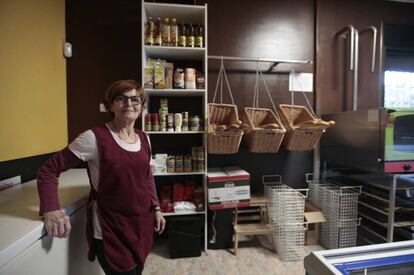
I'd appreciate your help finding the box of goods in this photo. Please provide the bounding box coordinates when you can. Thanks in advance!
[304,201,326,245]
[152,154,168,173]
[207,167,250,210]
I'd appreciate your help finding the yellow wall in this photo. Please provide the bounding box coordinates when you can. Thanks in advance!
[0,0,67,162]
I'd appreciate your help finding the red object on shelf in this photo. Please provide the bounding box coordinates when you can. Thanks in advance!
[173,183,184,202]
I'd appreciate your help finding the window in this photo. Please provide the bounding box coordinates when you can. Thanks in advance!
[384,71,414,108]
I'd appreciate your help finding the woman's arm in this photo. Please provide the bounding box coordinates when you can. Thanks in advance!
[37,147,83,214]
[37,147,83,238]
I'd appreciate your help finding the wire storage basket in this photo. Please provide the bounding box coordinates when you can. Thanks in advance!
[307,175,361,249]
[278,104,335,151]
[207,103,243,154]
[263,175,308,261]
[243,107,286,153]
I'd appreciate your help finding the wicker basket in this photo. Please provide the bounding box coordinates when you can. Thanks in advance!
[278,104,335,151]
[243,107,286,153]
[207,103,243,154]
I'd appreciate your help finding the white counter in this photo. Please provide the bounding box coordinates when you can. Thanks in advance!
[0,169,91,272]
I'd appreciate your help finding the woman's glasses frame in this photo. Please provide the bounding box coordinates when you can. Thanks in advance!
[113,95,142,106]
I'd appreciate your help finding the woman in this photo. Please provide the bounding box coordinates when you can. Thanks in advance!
[37,80,166,275]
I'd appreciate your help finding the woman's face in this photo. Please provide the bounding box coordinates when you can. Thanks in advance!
[110,89,143,121]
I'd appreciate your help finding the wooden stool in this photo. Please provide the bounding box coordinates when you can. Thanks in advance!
[233,195,276,255]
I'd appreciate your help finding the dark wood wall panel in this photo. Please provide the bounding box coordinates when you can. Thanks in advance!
[66,0,141,142]
[206,0,314,109]
[204,0,315,188]
[315,0,414,115]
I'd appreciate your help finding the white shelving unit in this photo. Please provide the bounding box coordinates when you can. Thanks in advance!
[141,0,208,251]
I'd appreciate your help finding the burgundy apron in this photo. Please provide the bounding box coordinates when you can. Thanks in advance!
[86,126,154,272]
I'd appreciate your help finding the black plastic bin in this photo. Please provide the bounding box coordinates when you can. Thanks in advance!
[168,216,203,259]
[207,209,234,249]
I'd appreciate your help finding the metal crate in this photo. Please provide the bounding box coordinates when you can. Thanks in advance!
[274,223,306,261]
[263,175,308,261]
[307,176,362,249]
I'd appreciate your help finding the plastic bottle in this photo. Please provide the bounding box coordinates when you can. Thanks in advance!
[170,18,178,46]
[162,18,170,46]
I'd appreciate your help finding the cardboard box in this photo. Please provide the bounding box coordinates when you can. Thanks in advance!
[304,201,326,245]
[207,167,250,210]
[152,154,168,173]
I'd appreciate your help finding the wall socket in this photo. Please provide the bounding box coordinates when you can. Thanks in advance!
[99,103,107,112]
[0,175,22,191]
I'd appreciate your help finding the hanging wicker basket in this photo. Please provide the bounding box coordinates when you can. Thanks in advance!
[207,103,243,154]
[278,104,335,151]
[243,107,286,153]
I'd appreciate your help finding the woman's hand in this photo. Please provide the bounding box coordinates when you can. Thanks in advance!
[154,210,166,234]
[43,210,71,238]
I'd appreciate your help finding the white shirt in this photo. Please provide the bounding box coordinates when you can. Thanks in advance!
[68,124,148,239]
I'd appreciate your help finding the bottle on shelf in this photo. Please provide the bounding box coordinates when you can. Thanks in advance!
[154,17,162,46]
[166,63,174,89]
[170,18,178,47]
[174,68,185,89]
[178,23,187,47]
[195,24,203,48]
[161,18,171,46]
[154,59,166,89]
[196,72,205,89]
[144,16,154,45]
[186,23,195,47]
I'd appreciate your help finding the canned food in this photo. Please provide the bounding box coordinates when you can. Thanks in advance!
[175,155,183,172]
[167,156,175,173]
[190,115,200,131]
[145,113,152,131]
[184,155,192,172]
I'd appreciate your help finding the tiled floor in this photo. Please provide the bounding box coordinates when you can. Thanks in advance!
[144,236,324,275]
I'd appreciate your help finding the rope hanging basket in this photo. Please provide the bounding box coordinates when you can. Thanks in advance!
[278,104,335,151]
[207,59,243,154]
[242,63,286,153]
[208,103,243,154]
[243,108,286,153]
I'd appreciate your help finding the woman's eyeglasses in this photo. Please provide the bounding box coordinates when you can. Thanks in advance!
[114,95,142,106]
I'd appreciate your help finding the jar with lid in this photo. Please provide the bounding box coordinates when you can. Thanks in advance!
[160,98,168,112]
[175,155,183,172]
[183,155,192,172]
[167,155,175,173]
[196,72,205,89]
[190,115,200,131]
